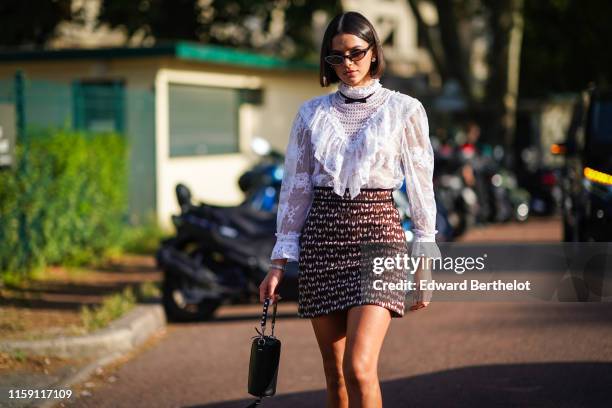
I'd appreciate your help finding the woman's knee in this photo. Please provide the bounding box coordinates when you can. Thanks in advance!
[322,359,345,387]
[342,356,377,388]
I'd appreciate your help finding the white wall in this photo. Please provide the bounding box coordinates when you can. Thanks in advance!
[154,67,326,229]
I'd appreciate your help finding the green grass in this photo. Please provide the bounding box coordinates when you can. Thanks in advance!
[137,281,161,300]
[79,281,161,333]
[11,349,27,362]
[80,286,137,332]
[121,212,173,255]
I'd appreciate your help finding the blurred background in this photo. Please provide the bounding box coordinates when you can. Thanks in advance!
[1,2,611,406]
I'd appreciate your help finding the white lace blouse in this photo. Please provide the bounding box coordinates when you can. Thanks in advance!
[270,78,440,264]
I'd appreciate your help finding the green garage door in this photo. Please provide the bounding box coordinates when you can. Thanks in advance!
[168,83,240,157]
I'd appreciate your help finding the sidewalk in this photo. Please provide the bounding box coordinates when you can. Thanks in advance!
[0,255,166,408]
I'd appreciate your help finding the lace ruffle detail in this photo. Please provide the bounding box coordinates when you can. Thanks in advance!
[269,111,314,262]
[270,232,301,261]
[303,91,413,198]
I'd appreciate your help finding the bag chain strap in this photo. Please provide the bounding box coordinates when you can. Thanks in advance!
[252,296,280,340]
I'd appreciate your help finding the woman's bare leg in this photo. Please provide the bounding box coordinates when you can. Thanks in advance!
[343,305,392,408]
[310,309,349,408]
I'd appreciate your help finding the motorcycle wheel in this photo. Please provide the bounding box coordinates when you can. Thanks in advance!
[162,274,222,322]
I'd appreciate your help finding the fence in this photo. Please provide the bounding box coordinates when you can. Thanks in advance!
[0,72,156,225]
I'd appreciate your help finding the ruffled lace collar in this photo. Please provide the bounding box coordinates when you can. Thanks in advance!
[301,86,415,198]
[337,78,382,99]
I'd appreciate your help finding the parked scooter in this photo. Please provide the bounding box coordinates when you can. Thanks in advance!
[393,179,454,242]
[516,145,561,216]
[433,144,479,238]
[238,137,284,213]
[479,145,531,223]
[155,184,298,321]
[487,167,531,222]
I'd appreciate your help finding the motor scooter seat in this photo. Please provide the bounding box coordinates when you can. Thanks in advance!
[191,203,276,237]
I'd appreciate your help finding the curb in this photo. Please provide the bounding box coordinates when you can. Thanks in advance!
[38,351,125,408]
[0,303,166,359]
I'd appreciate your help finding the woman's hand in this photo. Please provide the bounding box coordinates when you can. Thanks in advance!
[409,300,430,311]
[259,260,286,303]
[409,260,432,311]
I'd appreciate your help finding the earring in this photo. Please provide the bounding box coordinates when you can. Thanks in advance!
[372,57,376,62]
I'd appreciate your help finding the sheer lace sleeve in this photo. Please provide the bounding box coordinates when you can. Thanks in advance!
[270,109,314,262]
[400,100,441,304]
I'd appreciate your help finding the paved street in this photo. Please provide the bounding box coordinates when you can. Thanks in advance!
[60,300,612,408]
[60,217,612,408]
[456,215,563,243]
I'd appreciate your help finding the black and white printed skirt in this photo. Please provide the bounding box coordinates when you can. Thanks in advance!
[297,186,411,319]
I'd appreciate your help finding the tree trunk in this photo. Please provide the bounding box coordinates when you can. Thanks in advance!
[484,0,524,161]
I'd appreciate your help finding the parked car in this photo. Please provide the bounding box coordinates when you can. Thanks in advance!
[553,85,612,242]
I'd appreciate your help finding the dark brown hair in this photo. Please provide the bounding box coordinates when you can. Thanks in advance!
[319,11,386,87]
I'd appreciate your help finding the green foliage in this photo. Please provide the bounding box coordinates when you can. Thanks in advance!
[98,0,342,60]
[137,280,162,300]
[122,211,172,255]
[79,282,160,333]
[11,349,27,362]
[0,127,129,281]
[80,286,137,332]
[521,0,612,97]
[0,0,72,47]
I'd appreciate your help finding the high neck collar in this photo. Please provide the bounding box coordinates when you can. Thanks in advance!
[338,78,382,99]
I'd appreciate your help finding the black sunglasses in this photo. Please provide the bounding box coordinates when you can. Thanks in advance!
[324,44,374,66]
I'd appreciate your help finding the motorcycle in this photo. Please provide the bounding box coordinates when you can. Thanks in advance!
[487,167,531,222]
[479,145,531,223]
[393,179,454,242]
[155,184,299,321]
[238,137,284,213]
[433,144,479,238]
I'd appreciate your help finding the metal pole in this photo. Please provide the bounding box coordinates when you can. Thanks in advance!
[15,70,25,143]
[15,70,30,272]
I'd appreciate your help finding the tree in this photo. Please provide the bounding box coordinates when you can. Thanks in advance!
[97,0,341,60]
[520,0,612,97]
[0,0,73,48]
[408,0,524,152]
[97,0,201,43]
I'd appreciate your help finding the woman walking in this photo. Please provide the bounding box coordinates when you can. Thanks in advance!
[259,11,440,408]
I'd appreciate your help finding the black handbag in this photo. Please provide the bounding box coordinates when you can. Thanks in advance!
[246,296,281,407]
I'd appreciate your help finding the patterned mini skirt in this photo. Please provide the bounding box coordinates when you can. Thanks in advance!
[297,186,411,319]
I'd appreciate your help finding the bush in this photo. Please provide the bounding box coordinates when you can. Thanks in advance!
[0,127,129,282]
[80,286,137,332]
[122,211,172,255]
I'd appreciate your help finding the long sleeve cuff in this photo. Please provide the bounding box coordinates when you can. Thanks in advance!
[413,229,437,242]
[409,232,440,306]
[270,232,301,262]
[410,231,441,260]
